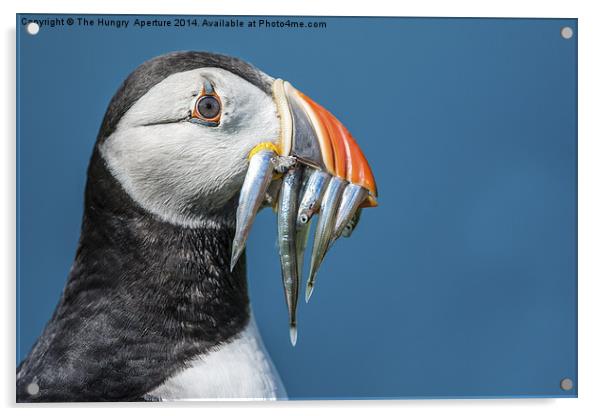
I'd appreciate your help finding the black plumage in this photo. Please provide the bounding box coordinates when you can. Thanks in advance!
[16,52,270,402]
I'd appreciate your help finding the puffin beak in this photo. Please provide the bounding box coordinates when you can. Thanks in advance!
[231,79,378,345]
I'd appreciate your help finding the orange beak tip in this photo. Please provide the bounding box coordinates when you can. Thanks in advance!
[278,81,379,207]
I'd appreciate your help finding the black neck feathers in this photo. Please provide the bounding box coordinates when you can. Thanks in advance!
[17,148,250,402]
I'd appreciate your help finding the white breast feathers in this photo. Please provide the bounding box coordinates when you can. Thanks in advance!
[148,316,287,401]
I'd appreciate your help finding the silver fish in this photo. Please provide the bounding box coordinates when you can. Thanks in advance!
[294,169,325,279]
[333,184,368,240]
[295,223,311,280]
[277,166,303,345]
[230,149,275,271]
[305,176,346,302]
[297,170,330,227]
[341,208,362,238]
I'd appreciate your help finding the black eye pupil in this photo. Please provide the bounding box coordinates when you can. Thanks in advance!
[197,96,220,119]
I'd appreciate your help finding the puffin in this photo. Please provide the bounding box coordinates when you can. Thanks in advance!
[16,51,378,402]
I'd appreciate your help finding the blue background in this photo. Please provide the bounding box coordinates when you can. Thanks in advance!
[17,15,577,399]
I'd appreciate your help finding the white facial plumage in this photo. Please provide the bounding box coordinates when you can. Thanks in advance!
[100,67,279,228]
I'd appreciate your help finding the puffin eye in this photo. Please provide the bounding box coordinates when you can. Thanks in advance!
[191,83,222,126]
[196,96,220,119]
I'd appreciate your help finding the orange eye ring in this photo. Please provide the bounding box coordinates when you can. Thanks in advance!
[191,81,222,126]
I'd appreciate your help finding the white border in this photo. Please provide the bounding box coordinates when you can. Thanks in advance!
[3,1,601,416]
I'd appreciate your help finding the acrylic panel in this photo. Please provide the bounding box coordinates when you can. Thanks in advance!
[16,14,577,401]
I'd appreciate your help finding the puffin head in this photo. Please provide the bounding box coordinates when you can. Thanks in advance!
[98,53,279,226]
[97,51,378,344]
